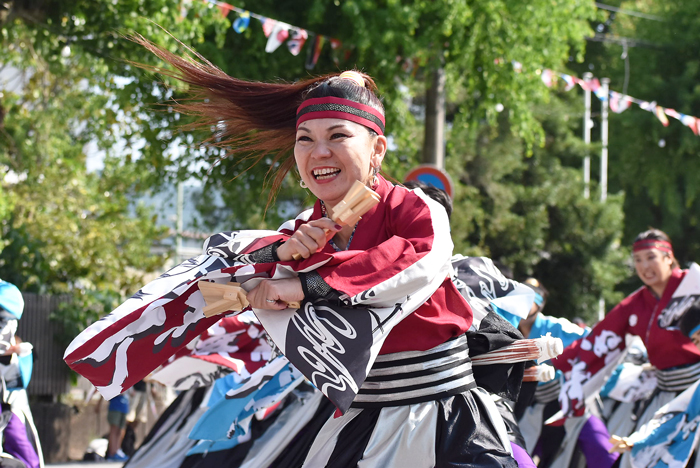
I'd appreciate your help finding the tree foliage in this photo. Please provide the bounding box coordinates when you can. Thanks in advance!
[446,94,628,322]
[0,0,230,337]
[0,0,605,333]
[579,0,700,267]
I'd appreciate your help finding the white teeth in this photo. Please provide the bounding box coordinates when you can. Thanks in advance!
[313,168,340,178]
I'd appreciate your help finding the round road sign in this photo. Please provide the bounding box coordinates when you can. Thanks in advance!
[403,165,454,198]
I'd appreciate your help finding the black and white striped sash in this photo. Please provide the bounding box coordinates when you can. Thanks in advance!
[656,361,700,393]
[351,335,476,408]
[533,378,561,404]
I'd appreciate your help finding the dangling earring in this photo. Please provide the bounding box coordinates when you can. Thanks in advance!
[372,166,380,185]
[300,179,308,189]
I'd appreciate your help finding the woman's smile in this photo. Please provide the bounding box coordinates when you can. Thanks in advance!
[633,247,674,296]
[295,118,386,207]
[312,166,341,183]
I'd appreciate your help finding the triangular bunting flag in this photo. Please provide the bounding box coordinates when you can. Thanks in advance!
[578,78,600,92]
[232,11,250,33]
[639,100,657,112]
[263,20,290,53]
[655,106,670,126]
[305,35,325,70]
[609,92,632,113]
[680,115,698,135]
[287,28,308,56]
[594,87,608,101]
[560,73,576,91]
[681,115,700,136]
[217,2,232,17]
[261,18,276,37]
[541,69,554,87]
[664,108,681,121]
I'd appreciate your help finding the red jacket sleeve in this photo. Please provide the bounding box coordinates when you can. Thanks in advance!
[315,188,454,306]
[552,296,635,373]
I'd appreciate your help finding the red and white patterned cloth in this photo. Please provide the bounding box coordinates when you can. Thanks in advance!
[64,176,468,413]
[553,265,700,416]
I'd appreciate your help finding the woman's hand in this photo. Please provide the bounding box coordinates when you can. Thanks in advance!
[1,344,21,356]
[276,218,341,261]
[608,435,633,453]
[247,278,305,310]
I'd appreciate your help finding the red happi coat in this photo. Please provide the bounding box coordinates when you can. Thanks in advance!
[279,176,474,354]
[553,269,700,375]
[64,175,471,406]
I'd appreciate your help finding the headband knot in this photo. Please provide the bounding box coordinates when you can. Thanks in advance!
[296,96,385,135]
[338,71,366,88]
[633,239,674,255]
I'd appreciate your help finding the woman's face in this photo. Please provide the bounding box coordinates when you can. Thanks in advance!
[295,118,387,208]
[633,248,674,292]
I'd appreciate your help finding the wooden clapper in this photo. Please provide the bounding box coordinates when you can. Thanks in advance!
[291,180,381,260]
[198,282,301,318]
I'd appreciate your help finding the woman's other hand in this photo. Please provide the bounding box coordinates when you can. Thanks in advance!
[608,435,633,453]
[248,278,305,310]
[276,218,341,261]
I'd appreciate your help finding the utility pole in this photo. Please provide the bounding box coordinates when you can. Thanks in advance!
[423,67,446,170]
[600,78,610,202]
[583,72,593,199]
[598,77,611,321]
[176,181,184,263]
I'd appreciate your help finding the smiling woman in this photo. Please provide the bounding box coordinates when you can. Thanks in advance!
[72,35,521,468]
[632,229,679,298]
[295,119,385,207]
[552,228,700,468]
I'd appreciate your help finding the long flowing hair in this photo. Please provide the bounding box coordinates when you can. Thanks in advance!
[129,34,384,208]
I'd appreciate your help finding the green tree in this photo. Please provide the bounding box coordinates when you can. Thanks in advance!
[1,0,601,332]
[0,0,230,337]
[578,0,700,267]
[446,93,628,322]
[163,0,598,230]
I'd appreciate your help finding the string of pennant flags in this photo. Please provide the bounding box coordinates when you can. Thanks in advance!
[537,66,700,136]
[183,0,345,69]
[184,1,699,136]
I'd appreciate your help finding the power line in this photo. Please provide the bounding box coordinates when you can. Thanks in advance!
[586,33,662,49]
[595,2,666,22]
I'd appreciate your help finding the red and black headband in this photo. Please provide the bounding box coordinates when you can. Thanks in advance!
[633,239,674,255]
[296,96,385,135]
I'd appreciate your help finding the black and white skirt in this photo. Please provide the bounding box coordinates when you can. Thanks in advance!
[301,334,517,468]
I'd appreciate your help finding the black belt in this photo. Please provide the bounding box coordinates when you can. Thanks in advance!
[533,378,561,404]
[656,361,700,393]
[351,335,477,408]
